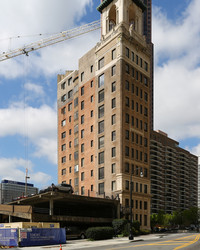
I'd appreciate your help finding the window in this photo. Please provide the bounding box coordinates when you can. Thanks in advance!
[136,183,138,192]
[74,164,79,173]
[98,151,104,164]
[81,158,84,167]
[144,201,147,210]
[144,107,148,117]
[111,65,116,76]
[74,97,78,107]
[125,130,129,140]
[75,178,79,186]
[140,183,143,193]
[91,80,93,88]
[91,155,93,162]
[144,122,148,132]
[98,167,104,180]
[81,143,84,153]
[81,115,84,124]
[112,163,116,173]
[81,101,84,110]
[69,129,71,135]
[91,65,93,73]
[68,77,72,86]
[61,119,66,127]
[61,94,66,102]
[61,156,66,163]
[69,141,72,148]
[125,162,129,173]
[81,72,84,81]
[61,132,66,139]
[111,82,116,92]
[74,112,78,121]
[144,168,148,177]
[68,90,73,99]
[125,97,129,107]
[98,105,104,118]
[81,129,84,138]
[112,98,116,108]
[98,136,104,149]
[61,144,66,151]
[131,52,134,61]
[91,170,93,176]
[144,184,148,193]
[112,181,116,191]
[91,185,93,191]
[111,114,116,125]
[136,55,139,64]
[140,58,143,67]
[61,168,66,175]
[91,95,93,102]
[145,61,148,71]
[125,47,129,58]
[125,113,129,123]
[61,82,66,89]
[81,186,85,195]
[91,125,93,132]
[125,64,130,74]
[112,48,116,60]
[125,146,129,157]
[144,215,147,226]
[74,151,78,160]
[112,147,116,157]
[125,80,129,90]
[144,138,148,147]
[111,131,116,141]
[125,180,129,190]
[91,110,93,117]
[69,167,72,173]
[61,107,66,114]
[81,172,85,181]
[74,124,78,134]
[68,103,72,111]
[98,74,104,88]
[98,89,104,103]
[144,92,148,102]
[144,76,148,86]
[99,183,104,195]
[81,86,84,96]
[98,57,104,70]
[98,120,104,134]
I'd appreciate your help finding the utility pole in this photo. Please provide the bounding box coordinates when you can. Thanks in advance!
[25,168,30,196]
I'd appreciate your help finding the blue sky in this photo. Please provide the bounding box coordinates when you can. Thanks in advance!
[0,0,199,189]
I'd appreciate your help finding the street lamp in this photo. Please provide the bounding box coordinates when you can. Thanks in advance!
[25,168,30,196]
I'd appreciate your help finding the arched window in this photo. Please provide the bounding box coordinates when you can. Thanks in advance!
[108,5,116,31]
[129,5,136,30]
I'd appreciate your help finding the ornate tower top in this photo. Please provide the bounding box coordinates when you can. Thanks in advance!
[97,0,147,39]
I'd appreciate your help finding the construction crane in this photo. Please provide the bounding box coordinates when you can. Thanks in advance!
[0,20,101,62]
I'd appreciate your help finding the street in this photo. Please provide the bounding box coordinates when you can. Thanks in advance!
[15,233,200,250]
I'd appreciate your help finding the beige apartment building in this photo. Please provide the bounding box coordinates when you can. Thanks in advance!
[57,0,152,229]
[150,130,198,214]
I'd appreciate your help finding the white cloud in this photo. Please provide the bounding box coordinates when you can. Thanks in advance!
[153,0,200,148]
[0,103,57,164]
[24,82,44,96]
[0,0,99,78]
[0,157,51,187]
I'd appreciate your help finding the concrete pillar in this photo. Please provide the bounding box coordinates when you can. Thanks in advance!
[49,198,54,216]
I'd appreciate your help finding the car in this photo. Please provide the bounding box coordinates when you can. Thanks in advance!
[39,183,73,194]
[66,226,86,239]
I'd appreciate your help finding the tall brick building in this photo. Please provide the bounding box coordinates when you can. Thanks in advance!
[57,0,152,229]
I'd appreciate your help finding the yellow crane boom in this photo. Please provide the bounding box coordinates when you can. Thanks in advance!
[0,20,100,62]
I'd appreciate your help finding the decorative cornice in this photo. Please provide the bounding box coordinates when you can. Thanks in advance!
[97,0,147,13]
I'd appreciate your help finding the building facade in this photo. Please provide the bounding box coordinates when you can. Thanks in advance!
[57,0,152,229]
[150,130,198,214]
[0,180,38,204]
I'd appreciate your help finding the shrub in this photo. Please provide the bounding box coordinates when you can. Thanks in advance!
[132,220,140,231]
[112,219,128,235]
[139,229,151,235]
[86,227,114,240]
